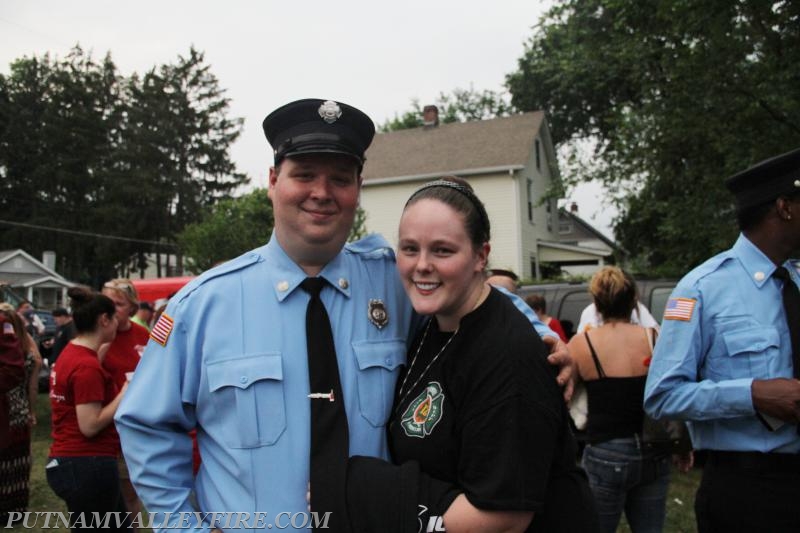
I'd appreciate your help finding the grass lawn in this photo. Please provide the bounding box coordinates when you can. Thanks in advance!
[11,392,701,532]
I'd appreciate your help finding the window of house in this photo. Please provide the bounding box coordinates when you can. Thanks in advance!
[558,222,573,234]
[527,179,533,222]
[535,139,541,170]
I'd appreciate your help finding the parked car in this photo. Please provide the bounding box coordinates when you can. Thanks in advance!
[518,279,678,340]
[33,309,58,338]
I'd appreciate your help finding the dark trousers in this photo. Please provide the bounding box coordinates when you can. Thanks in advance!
[46,456,132,533]
[695,451,800,533]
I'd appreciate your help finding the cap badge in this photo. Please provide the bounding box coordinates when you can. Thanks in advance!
[368,299,388,329]
[318,100,342,124]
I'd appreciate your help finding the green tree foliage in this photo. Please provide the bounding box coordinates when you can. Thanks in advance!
[507,0,800,275]
[0,48,127,284]
[178,190,273,273]
[0,46,245,285]
[381,86,515,132]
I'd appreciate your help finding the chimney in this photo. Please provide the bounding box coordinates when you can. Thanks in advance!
[43,250,56,271]
[570,202,578,214]
[423,105,439,127]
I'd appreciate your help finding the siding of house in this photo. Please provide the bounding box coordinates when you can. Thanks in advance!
[517,137,559,278]
[360,172,524,276]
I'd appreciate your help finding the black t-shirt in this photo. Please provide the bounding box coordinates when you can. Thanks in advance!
[389,288,597,531]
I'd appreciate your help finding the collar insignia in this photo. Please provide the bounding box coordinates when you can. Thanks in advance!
[368,299,388,329]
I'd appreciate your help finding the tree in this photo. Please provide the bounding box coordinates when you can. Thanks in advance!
[177,190,273,273]
[381,86,515,132]
[507,0,800,275]
[0,46,246,285]
[0,48,129,285]
[121,47,246,274]
[177,190,368,273]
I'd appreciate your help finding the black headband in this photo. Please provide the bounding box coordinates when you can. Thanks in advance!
[406,179,491,242]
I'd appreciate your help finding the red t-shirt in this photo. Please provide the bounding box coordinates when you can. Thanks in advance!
[103,322,150,389]
[49,343,119,457]
[547,317,569,342]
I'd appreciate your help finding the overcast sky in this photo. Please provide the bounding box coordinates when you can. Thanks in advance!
[0,0,614,237]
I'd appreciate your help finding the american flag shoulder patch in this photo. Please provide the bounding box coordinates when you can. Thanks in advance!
[150,314,175,346]
[663,297,696,321]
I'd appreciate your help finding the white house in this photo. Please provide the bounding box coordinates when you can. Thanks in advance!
[0,249,74,309]
[360,107,613,280]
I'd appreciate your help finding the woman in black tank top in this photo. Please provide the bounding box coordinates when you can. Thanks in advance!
[567,267,691,533]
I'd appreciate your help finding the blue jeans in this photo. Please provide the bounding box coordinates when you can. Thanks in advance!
[581,437,671,533]
[46,456,131,532]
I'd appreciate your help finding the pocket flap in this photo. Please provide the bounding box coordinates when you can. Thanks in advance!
[207,353,283,392]
[722,327,779,356]
[352,340,405,371]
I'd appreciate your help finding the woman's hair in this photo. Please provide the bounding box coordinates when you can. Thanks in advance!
[525,293,547,314]
[589,266,638,321]
[404,176,490,249]
[103,278,139,316]
[68,286,116,334]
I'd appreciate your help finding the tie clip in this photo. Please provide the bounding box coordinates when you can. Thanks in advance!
[308,389,335,402]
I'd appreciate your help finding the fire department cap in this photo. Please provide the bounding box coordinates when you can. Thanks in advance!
[262,99,375,166]
[726,147,800,210]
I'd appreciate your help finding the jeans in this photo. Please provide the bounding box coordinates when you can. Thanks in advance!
[46,456,131,533]
[581,437,671,533]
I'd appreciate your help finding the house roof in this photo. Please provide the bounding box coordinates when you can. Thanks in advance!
[0,249,63,280]
[560,210,620,252]
[538,240,613,258]
[363,111,545,181]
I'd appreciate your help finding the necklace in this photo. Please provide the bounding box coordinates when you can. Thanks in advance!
[395,319,459,411]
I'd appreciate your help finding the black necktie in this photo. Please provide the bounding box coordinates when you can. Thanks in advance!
[774,266,800,379]
[301,277,350,531]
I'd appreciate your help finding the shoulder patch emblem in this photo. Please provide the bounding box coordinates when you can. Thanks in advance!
[149,314,174,346]
[663,297,696,321]
[401,382,445,438]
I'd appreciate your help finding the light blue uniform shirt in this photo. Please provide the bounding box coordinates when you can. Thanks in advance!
[116,234,413,531]
[115,233,556,532]
[644,234,800,453]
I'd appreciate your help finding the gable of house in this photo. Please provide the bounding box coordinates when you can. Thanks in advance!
[0,249,73,309]
[0,249,59,285]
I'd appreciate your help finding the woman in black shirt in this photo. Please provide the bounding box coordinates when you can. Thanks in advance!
[346,178,597,532]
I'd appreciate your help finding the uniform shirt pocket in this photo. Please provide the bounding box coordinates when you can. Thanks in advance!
[720,327,780,379]
[207,353,286,448]
[352,340,405,427]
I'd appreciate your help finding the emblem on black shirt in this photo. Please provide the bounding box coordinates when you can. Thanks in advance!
[368,299,388,329]
[400,382,444,438]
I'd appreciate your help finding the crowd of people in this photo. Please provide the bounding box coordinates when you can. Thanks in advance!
[0,96,798,533]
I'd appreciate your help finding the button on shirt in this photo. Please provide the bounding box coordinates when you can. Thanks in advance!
[644,234,800,454]
[115,233,413,531]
